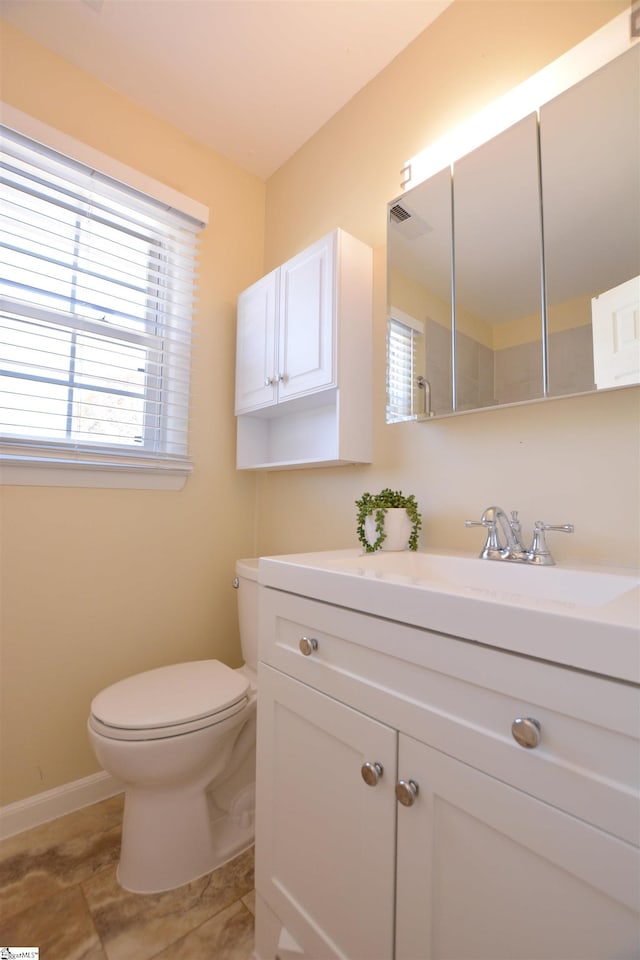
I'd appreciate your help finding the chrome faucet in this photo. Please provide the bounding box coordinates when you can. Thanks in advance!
[465,506,574,565]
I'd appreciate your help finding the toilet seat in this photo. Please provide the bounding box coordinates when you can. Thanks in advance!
[89,660,250,742]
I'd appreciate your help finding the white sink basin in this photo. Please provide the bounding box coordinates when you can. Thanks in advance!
[327,550,639,607]
[259,548,640,683]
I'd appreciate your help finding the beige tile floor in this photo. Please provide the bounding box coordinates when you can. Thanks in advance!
[0,794,255,960]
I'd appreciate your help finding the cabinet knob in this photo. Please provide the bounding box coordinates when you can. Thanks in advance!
[511,717,542,749]
[299,636,318,656]
[264,376,274,386]
[361,761,384,786]
[395,779,419,806]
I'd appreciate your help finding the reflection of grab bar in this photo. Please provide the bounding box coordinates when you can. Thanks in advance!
[416,376,435,419]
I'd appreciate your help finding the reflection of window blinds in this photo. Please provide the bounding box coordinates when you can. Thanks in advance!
[386,315,420,422]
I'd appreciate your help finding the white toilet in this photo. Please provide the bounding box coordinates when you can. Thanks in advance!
[87,558,259,894]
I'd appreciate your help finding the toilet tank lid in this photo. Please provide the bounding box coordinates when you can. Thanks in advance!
[90,660,249,730]
[236,558,259,581]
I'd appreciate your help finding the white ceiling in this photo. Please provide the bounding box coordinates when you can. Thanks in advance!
[1,0,452,179]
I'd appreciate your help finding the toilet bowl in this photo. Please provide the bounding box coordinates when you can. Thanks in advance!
[87,558,259,894]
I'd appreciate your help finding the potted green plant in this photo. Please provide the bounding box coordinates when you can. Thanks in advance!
[355,488,422,553]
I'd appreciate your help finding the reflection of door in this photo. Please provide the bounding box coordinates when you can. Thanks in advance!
[591,276,640,388]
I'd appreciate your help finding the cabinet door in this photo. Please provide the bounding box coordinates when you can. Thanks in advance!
[235,270,278,413]
[396,735,640,960]
[255,664,397,960]
[278,232,335,401]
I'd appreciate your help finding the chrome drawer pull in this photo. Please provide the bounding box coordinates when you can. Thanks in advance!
[299,636,318,656]
[512,717,542,749]
[361,761,384,786]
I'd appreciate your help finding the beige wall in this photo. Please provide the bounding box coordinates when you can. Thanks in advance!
[0,21,265,805]
[1,0,638,808]
[258,0,639,560]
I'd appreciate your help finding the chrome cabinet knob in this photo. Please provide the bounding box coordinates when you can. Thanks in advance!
[264,376,274,386]
[299,636,318,656]
[395,779,419,806]
[361,761,384,786]
[512,717,541,749]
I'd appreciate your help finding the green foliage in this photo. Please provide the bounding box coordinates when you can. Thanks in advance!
[355,488,422,552]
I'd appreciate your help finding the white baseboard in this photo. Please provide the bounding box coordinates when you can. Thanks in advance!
[0,771,123,840]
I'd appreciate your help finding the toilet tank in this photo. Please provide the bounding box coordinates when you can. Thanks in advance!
[235,558,259,671]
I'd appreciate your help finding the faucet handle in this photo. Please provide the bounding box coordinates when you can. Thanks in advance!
[465,517,503,560]
[528,521,574,566]
[535,522,574,534]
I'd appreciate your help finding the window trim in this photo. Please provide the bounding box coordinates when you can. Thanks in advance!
[1,105,208,227]
[1,106,208,490]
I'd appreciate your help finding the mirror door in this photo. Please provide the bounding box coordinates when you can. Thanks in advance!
[388,167,453,418]
[453,113,543,411]
[386,42,639,423]
[540,44,640,397]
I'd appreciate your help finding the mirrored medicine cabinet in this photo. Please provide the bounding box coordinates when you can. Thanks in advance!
[386,42,639,423]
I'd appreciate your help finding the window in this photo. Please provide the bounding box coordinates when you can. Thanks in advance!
[386,309,424,422]
[0,124,204,487]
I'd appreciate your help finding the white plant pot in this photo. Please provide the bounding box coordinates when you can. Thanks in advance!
[364,508,413,551]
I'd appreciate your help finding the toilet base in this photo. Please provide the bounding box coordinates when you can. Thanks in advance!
[116,783,254,894]
[207,782,255,864]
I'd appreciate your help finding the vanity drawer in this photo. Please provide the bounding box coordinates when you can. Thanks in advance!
[259,586,640,845]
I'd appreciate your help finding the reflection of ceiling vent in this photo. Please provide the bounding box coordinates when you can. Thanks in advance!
[389,203,433,239]
[390,203,411,224]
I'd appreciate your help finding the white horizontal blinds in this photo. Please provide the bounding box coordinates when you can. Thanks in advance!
[387,315,419,421]
[0,126,200,465]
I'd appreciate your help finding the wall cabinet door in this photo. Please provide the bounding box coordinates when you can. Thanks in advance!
[235,270,278,413]
[395,734,639,960]
[235,234,335,415]
[255,664,397,960]
[277,232,334,402]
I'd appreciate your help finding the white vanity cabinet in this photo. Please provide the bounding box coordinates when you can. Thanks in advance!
[254,587,640,960]
[235,229,372,470]
[256,664,398,960]
[395,736,637,960]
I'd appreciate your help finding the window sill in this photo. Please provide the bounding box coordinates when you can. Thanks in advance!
[0,455,191,490]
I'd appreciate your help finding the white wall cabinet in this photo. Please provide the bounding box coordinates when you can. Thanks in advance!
[234,229,372,470]
[235,269,279,414]
[235,234,333,413]
[254,588,640,960]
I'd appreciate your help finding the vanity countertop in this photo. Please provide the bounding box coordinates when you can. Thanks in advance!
[258,548,640,684]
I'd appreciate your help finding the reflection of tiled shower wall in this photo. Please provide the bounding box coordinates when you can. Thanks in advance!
[495,325,595,401]
[456,330,495,409]
[548,324,595,396]
[424,317,453,414]
[494,339,542,404]
[425,319,595,411]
